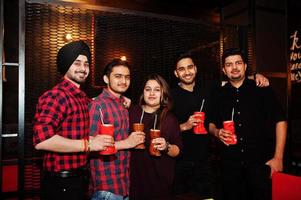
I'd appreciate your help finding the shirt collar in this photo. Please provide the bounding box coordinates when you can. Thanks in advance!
[102,88,126,105]
[59,78,87,97]
[224,78,251,90]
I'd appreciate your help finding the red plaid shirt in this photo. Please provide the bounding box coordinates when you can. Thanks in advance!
[33,78,90,172]
[89,88,130,196]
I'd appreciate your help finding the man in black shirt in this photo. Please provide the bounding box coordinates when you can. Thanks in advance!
[171,52,269,199]
[171,53,219,199]
[209,48,287,200]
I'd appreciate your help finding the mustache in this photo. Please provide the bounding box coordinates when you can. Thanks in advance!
[118,83,128,87]
[75,70,88,75]
[183,74,193,77]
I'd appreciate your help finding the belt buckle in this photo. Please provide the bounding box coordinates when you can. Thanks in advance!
[60,170,71,178]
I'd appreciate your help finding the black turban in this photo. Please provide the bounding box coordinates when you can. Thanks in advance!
[57,40,91,75]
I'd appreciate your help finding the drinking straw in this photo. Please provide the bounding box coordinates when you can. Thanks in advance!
[200,99,205,112]
[231,107,234,121]
[153,114,157,130]
[140,109,145,124]
[99,107,104,125]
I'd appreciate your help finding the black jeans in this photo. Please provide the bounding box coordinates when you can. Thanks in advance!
[173,159,215,199]
[221,161,271,200]
[41,169,89,200]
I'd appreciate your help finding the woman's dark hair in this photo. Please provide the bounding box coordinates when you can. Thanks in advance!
[139,74,173,130]
[103,58,131,77]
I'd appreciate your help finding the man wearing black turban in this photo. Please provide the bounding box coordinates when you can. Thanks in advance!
[57,40,91,75]
[33,41,114,200]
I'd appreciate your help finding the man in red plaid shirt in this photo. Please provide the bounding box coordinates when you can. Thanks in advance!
[33,41,114,200]
[89,59,145,200]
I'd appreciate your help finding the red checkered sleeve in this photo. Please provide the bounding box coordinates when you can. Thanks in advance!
[33,90,66,145]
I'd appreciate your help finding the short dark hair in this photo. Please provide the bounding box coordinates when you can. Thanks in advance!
[222,48,246,66]
[103,58,131,77]
[174,52,194,69]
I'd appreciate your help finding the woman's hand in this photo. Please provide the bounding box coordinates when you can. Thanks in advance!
[152,137,168,151]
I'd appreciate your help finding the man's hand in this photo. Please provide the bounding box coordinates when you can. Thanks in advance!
[181,114,202,131]
[152,137,168,151]
[126,131,145,148]
[123,96,131,109]
[215,128,236,146]
[89,135,114,151]
[254,73,269,87]
[265,157,283,177]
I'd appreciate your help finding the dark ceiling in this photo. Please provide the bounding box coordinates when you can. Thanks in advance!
[93,0,239,23]
[3,0,239,62]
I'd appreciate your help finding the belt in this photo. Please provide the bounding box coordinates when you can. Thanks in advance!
[44,167,88,178]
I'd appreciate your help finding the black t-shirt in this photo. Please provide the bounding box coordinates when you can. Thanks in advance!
[171,79,220,161]
[210,78,286,164]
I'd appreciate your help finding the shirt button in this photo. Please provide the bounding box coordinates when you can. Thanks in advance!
[240,137,243,141]
[63,188,66,192]
[236,99,239,102]
[239,124,242,127]
[241,149,244,153]
[237,111,241,115]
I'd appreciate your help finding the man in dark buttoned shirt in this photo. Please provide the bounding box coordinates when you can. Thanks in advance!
[209,48,287,200]
[171,52,270,199]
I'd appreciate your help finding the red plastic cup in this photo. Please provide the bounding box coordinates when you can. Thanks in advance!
[133,123,145,149]
[149,129,161,156]
[99,124,117,155]
[193,112,207,134]
[223,120,237,145]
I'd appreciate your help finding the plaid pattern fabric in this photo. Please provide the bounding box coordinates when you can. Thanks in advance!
[33,78,90,172]
[89,88,130,196]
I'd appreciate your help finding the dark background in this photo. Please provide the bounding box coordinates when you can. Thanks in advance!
[2,0,301,198]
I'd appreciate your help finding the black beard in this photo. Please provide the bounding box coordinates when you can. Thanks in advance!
[180,77,195,85]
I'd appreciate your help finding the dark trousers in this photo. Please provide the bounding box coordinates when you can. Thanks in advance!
[221,161,271,200]
[173,159,215,199]
[41,171,89,200]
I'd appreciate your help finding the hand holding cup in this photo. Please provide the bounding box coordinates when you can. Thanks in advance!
[127,130,145,148]
[89,135,114,151]
[193,111,207,134]
[217,129,236,146]
[152,137,168,151]
[149,129,161,156]
[132,123,145,149]
[222,120,237,145]
[184,114,201,131]
[99,124,117,155]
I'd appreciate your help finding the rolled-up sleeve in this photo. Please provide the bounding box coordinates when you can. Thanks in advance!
[33,92,65,145]
[88,102,102,136]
